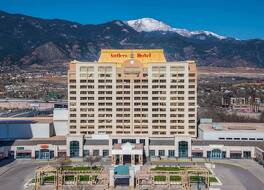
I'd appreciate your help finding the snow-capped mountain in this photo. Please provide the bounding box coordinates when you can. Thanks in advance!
[127,18,174,32]
[126,18,226,40]
[1,10,264,68]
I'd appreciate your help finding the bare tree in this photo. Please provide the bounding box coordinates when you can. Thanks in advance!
[83,156,101,167]
[57,158,72,168]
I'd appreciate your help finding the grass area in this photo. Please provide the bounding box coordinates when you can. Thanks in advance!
[154,176,166,181]
[80,175,97,181]
[62,166,101,171]
[154,175,181,182]
[190,176,218,183]
[65,176,74,181]
[209,176,218,183]
[153,175,218,183]
[190,176,205,182]
[151,166,185,171]
[43,176,55,183]
[170,176,181,181]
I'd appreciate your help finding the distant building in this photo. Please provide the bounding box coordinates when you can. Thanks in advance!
[198,119,264,141]
[222,96,261,113]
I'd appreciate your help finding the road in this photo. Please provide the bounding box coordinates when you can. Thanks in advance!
[0,160,47,190]
[212,163,264,190]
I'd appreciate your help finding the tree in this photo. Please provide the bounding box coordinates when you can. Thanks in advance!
[83,156,101,167]
[57,158,71,168]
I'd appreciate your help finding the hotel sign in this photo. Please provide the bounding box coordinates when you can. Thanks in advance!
[110,52,152,58]
[98,49,166,64]
[40,144,49,149]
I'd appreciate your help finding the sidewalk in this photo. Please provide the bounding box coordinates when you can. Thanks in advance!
[0,159,17,176]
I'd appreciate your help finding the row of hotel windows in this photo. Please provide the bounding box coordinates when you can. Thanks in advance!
[69,131,195,135]
[70,119,196,123]
[75,85,196,89]
[69,114,195,118]
[70,79,196,84]
[71,84,195,89]
[78,73,195,78]
[79,66,191,71]
[69,96,195,101]
[69,108,195,112]
[78,67,194,74]
[71,149,251,159]
[70,125,195,129]
[69,90,196,95]
[69,102,195,107]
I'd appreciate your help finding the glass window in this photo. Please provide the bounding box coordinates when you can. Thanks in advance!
[149,150,155,157]
[168,150,175,157]
[140,139,145,145]
[112,139,118,145]
[70,141,80,158]
[122,139,136,144]
[158,150,165,157]
[103,150,109,157]
[178,141,188,158]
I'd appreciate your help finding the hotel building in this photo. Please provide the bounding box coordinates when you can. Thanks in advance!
[1,49,263,164]
[68,49,197,137]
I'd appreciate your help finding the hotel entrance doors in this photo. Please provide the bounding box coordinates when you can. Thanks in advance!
[36,149,54,160]
[123,155,131,164]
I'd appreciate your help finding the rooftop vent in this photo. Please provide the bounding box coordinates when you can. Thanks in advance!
[212,123,223,130]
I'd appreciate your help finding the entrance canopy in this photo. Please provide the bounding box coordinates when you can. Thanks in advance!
[112,142,143,155]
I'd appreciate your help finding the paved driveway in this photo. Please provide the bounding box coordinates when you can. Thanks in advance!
[212,163,264,190]
[0,160,48,190]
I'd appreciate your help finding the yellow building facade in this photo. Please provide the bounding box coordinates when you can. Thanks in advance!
[68,49,197,137]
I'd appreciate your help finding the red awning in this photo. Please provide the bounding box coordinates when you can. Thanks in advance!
[16,150,32,154]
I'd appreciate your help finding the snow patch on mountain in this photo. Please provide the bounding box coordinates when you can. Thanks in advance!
[127,18,174,32]
[126,18,226,40]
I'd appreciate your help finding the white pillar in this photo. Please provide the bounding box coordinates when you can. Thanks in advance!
[109,167,115,188]
[54,146,58,158]
[188,141,192,158]
[129,167,135,188]
[31,148,35,159]
[226,149,230,158]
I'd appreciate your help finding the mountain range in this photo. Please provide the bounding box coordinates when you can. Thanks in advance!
[0,10,264,69]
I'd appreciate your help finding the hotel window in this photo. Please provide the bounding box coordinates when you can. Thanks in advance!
[158,150,165,157]
[103,150,109,157]
[140,139,145,145]
[122,139,136,144]
[149,150,155,157]
[168,150,175,157]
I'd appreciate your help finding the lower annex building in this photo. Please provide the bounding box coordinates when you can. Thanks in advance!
[0,49,263,164]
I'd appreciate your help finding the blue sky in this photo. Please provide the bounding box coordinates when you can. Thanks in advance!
[0,0,263,39]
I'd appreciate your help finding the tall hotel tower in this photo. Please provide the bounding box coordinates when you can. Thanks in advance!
[68,49,197,138]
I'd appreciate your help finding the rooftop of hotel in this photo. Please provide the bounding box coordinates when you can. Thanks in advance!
[0,117,53,124]
[0,136,66,147]
[199,121,264,132]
